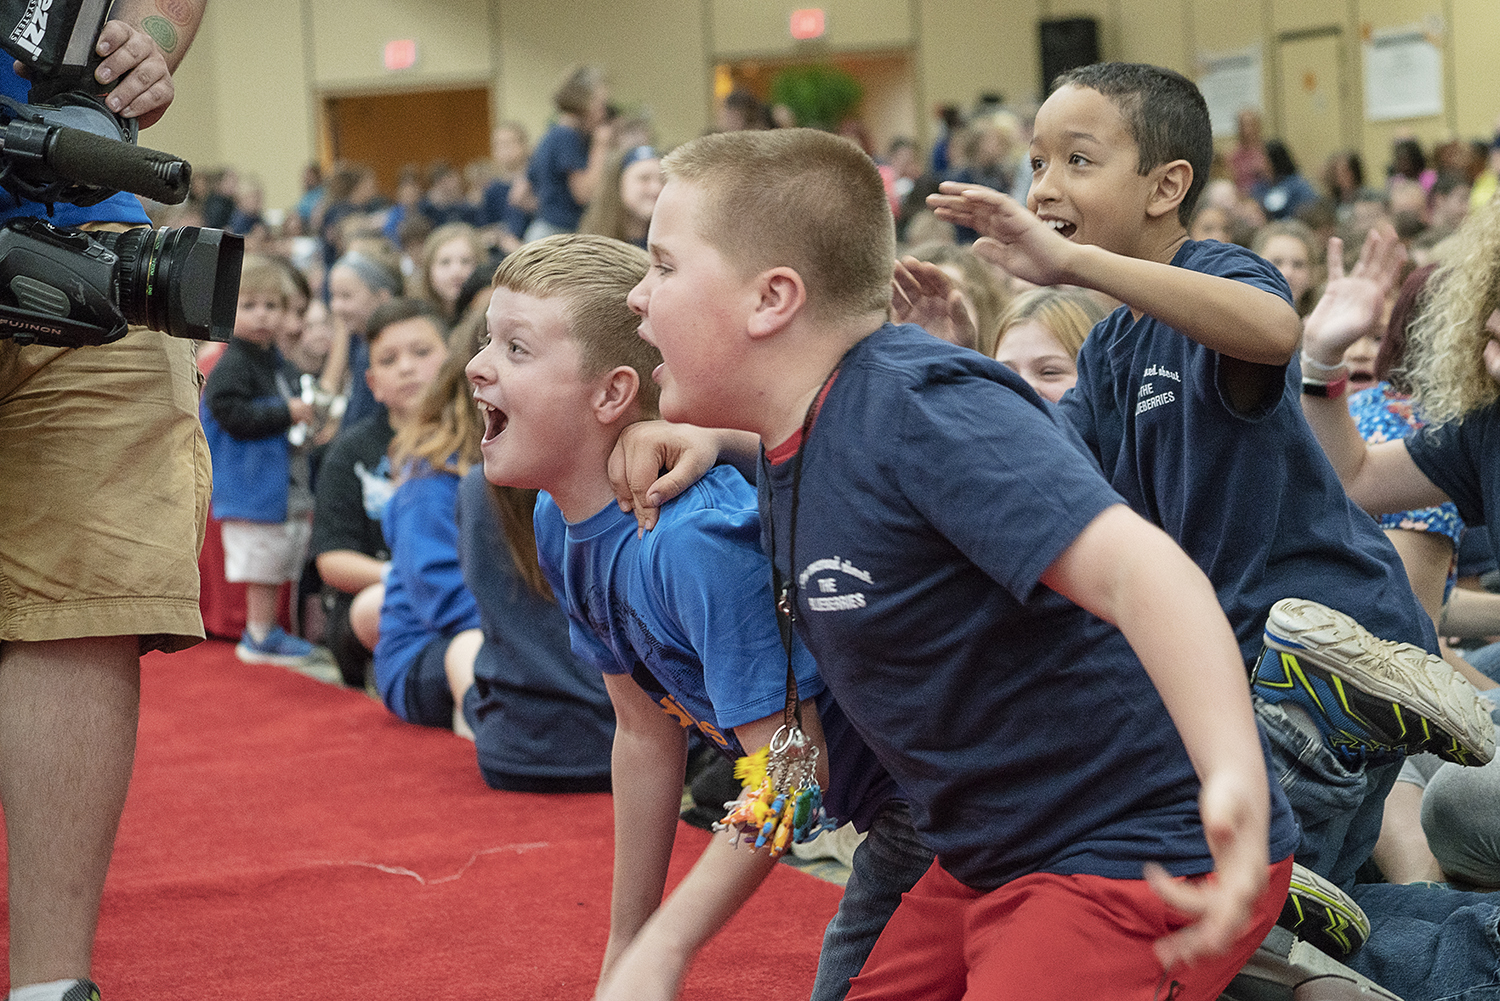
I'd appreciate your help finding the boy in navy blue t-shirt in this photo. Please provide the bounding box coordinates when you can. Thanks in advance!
[465,233,891,1001]
[626,126,1298,1001]
[928,62,1496,992]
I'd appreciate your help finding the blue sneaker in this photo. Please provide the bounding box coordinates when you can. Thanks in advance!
[236,625,330,669]
[1256,598,1495,765]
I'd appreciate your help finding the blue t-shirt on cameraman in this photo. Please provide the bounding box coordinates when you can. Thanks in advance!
[0,63,149,228]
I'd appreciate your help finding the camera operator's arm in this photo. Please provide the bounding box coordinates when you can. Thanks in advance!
[94,0,206,127]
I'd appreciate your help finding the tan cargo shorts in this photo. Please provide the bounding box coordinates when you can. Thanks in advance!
[0,327,211,653]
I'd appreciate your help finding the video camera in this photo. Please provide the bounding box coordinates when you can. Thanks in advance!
[0,0,240,348]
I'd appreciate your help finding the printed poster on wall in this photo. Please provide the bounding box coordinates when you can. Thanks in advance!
[1197,47,1263,139]
[1364,26,1443,121]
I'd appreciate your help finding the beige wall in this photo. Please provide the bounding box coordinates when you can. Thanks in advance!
[494,0,710,156]
[917,0,1041,122]
[711,0,912,58]
[144,0,1500,216]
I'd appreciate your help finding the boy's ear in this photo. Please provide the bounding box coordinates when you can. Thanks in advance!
[593,365,641,425]
[1146,159,1194,220]
[747,266,807,340]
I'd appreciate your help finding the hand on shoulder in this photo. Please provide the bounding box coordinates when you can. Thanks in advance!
[607,421,726,535]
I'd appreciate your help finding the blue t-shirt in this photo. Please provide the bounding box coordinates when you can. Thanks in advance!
[1254,173,1320,221]
[760,323,1299,890]
[1406,403,1500,570]
[0,66,150,227]
[373,465,481,720]
[1058,239,1437,660]
[478,178,530,238]
[535,465,892,829]
[456,467,613,786]
[525,123,589,230]
[340,334,383,429]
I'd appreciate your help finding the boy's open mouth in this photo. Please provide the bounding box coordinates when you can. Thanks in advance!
[1043,217,1077,239]
[477,399,508,441]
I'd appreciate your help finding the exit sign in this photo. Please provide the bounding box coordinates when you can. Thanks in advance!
[384,39,417,71]
[790,8,825,40]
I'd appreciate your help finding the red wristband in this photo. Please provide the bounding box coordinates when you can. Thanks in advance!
[1302,376,1348,399]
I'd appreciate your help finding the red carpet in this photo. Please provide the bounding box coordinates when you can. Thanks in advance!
[3,641,843,999]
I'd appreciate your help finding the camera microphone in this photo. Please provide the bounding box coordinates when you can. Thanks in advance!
[0,118,192,205]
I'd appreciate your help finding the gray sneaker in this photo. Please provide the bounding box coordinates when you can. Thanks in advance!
[1257,598,1495,766]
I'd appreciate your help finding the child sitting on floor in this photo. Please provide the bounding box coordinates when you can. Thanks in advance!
[310,298,447,687]
[454,467,615,791]
[368,336,484,729]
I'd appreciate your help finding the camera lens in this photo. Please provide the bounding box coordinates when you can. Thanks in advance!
[96,226,244,341]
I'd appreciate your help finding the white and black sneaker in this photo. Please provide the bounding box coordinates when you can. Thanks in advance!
[1277,863,1370,958]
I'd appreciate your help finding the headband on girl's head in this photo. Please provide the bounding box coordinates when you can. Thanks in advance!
[334,252,402,295]
[619,145,658,176]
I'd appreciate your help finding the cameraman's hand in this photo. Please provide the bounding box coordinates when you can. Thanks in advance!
[93,19,175,126]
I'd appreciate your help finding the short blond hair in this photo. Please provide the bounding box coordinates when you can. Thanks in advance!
[661,128,896,323]
[993,287,1108,362]
[491,234,660,419]
[237,254,291,305]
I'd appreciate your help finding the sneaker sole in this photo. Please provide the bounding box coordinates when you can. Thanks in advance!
[1277,863,1370,958]
[1262,598,1495,766]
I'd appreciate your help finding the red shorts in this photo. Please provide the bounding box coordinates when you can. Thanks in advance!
[846,855,1293,1001]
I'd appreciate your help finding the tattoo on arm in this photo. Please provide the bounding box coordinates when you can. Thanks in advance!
[141,15,178,52]
[156,0,199,25]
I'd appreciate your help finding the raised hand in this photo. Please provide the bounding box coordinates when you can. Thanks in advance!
[927,181,1079,287]
[892,257,977,348]
[1301,223,1407,368]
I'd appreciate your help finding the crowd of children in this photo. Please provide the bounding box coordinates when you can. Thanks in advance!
[177,55,1500,1001]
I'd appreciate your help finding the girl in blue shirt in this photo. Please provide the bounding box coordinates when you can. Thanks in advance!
[372,335,484,727]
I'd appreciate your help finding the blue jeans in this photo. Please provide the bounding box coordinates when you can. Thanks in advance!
[808,801,934,1001]
[1256,698,1401,890]
[1462,642,1500,687]
[1260,699,1500,1001]
[1346,882,1500,1001]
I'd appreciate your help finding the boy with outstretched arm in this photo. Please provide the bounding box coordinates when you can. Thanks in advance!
[626,125,1297,1000]
[464,233,893,1001]
[926,62,1495,997]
